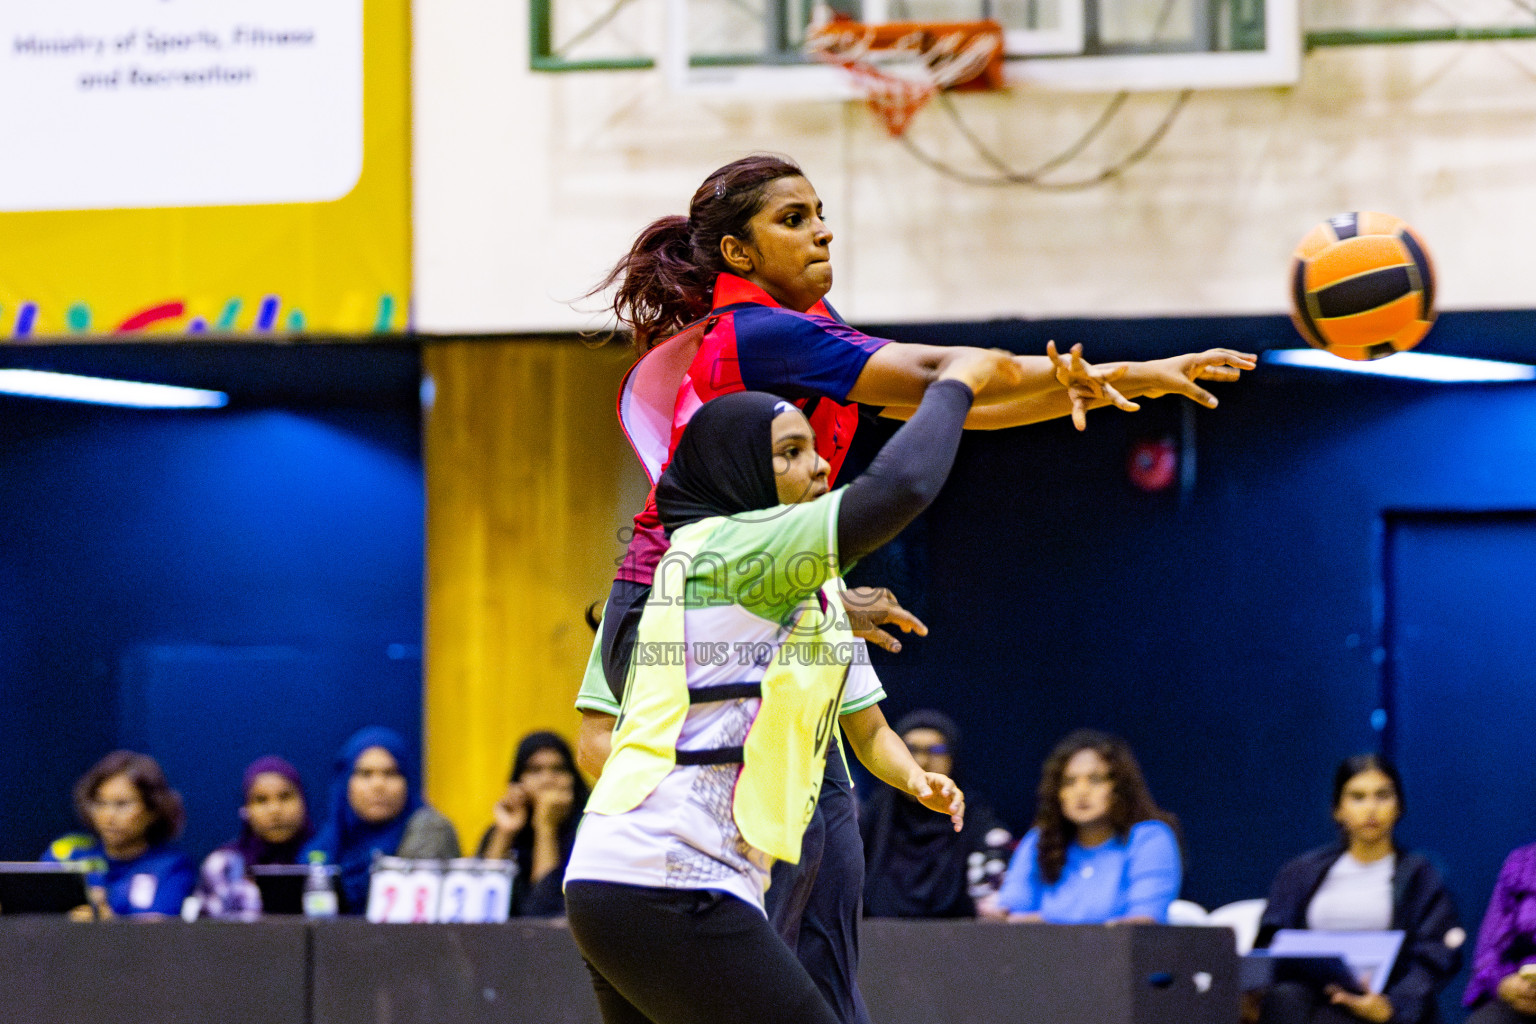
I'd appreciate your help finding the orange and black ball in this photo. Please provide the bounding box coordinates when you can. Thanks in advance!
[1289,212,1436,361]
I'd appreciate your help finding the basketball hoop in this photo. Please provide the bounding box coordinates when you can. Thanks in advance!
[805,17,1006,137]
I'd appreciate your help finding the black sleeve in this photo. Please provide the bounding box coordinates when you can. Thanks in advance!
[1383,861,1463,1024]
[837,378,974,565]
[1256,856,1314,949]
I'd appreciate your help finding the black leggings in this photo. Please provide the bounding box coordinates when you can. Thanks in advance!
[566,881,842,1024]
[766,770,871,1024]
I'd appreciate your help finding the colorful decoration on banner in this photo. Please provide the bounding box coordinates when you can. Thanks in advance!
[4,294,403,339]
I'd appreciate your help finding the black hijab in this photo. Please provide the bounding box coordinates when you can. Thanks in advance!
[478,731,589,918]
[508,731,589,849]
[655,391,795,534]
[862,709,978,919]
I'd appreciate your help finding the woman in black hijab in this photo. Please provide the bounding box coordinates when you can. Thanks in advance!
[862,710,1012,919]
[478,731,589,917]
[563,351,1011,1024]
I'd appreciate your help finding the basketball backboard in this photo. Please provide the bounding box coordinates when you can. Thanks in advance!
[665,0,1298,92]
[530,0,1301,92]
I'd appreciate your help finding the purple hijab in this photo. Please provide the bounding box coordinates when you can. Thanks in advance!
[220,756,314,867]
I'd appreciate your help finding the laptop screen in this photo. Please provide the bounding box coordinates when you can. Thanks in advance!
[249,864,333,915]
[0,862,93,915]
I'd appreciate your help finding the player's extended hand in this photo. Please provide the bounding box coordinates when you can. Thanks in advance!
[838,586,928,654]
[1115,348,1258,408]
[1046,340,1138,431]
[906,769,964,831]
[1325,986,1393,1023]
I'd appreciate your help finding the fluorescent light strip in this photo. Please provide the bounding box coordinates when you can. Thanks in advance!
[1263,349,1536,383]
[0,369,228,408]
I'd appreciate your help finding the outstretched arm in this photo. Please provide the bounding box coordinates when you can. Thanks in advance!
[848,342,1068,409]
[876,346,1257,431]
[840,704,964,831]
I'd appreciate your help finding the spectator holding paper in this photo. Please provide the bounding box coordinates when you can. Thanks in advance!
[1255,754,1463,1024]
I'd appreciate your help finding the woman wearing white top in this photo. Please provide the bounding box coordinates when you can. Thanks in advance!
[1254,755,1464,1024]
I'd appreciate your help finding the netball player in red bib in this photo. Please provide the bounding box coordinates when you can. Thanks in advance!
[574,153,1255,1024]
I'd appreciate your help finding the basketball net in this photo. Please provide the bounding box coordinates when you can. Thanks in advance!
[805,15,1006,137]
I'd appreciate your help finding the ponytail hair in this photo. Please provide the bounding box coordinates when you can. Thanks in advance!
[592,154,806,354]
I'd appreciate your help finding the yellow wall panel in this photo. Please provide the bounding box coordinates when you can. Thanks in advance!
[422,338,643,846]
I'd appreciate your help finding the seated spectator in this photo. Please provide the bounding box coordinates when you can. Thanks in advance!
[1466,839,1536,1023]
[1255,753,1463,1024]
[218,755,314,867]
[861,709,1012,918]
[192,755,315,919]
[304,726,461,914]
[42,750,196,919]
[989,728,1181,924]
[476,731,588,917]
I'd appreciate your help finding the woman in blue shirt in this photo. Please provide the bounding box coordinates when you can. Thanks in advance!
[43,750,196,919]
[991,729,1182,924]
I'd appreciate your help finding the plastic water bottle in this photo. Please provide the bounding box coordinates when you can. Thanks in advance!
[302,852,338,919]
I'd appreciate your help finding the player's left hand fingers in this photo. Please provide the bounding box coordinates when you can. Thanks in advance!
[1051,340,1099,392]
[1168,377,1219,408]
[1188,349,1254,375]
[1208,348,1258,368]
[936,798,965,828]
[1047,340,1073,384]
[885,605,928,636]
[1069,388,1089,431]
[855,624,902,654]
[1102,381,1140,412]
[1068,344,1095,385]
[926,775,962,808]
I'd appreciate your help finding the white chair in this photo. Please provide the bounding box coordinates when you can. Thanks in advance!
[1165,898,1210,925]
[1206,898,1268,954]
